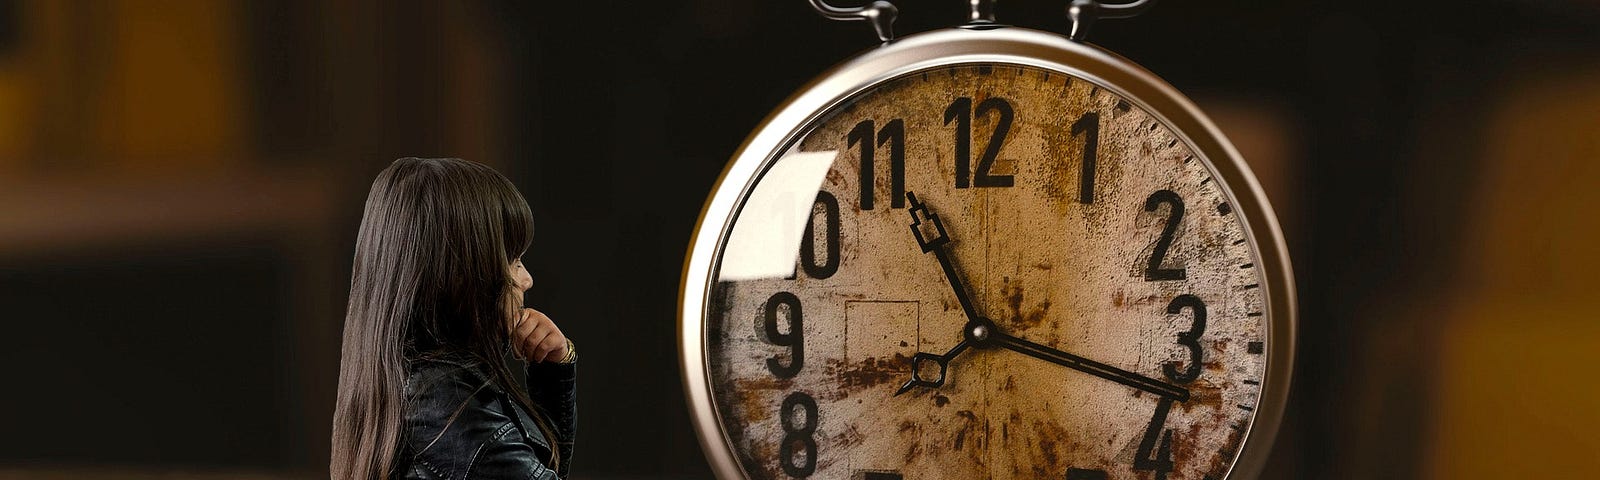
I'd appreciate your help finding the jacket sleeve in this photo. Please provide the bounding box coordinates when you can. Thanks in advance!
[526,360,577,478]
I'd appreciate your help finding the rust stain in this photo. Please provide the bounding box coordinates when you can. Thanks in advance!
[730,377,790,424]
[1026,300,1051,327]
[953,409,987,469]
[1001,277,1052,329]
[1108,290,1166,309]
[830,353,911,392]
[832,425,864,449]
[898,420,919,435]
[902,438,923,464]
[1177,380,1224,413]
[1004,276,1024,318]
[1205,419,1249,477]
[1028,418,1074,478]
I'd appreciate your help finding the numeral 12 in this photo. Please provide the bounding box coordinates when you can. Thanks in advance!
[945,96,1015,188]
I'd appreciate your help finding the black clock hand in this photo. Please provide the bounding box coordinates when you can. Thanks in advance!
[896,192,1189,402]
[895,192,983,396]
[988,328,1191,401]
[893,340,970,396]
[905,191,981,322]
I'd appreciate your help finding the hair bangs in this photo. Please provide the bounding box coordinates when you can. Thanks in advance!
[498,178,534,261]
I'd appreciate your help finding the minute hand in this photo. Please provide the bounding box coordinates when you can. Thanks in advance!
[905,192,981,322]
[990,331,1191,402]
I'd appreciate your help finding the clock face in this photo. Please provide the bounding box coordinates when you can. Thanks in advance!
[702,63,1271,480]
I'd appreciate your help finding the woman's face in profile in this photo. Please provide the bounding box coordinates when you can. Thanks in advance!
[507,258,533,316]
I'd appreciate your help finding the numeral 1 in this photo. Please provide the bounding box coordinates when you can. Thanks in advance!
[1070,111,1099,203]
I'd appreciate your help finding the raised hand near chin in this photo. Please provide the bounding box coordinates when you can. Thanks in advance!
[512,307,572,363]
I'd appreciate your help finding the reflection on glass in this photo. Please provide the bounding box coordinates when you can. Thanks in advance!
[718,149,838,281]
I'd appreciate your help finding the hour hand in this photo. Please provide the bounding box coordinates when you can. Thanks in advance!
[894,340,971,396]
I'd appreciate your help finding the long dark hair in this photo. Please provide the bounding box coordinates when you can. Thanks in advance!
[331,157,560,480]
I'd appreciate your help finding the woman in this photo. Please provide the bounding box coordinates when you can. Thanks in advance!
[331,157,577,480]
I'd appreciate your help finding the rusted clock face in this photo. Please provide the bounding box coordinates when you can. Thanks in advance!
[700,62,1274,480]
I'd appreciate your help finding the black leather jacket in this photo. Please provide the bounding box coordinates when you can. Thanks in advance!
[394,355,576,479]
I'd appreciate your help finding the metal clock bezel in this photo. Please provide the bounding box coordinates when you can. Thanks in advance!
[679,25,1296,480]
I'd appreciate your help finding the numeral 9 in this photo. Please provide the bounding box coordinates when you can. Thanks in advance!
[760,291,804,379]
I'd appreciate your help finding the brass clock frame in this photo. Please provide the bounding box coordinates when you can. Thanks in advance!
[679,25,1296,480]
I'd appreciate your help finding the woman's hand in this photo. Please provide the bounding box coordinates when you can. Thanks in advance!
[511,307,570,363]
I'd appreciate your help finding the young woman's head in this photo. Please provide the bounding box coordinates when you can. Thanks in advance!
[331,157,548,480]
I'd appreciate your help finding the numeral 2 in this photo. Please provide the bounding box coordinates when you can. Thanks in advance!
[849,119,905,210]
[1141,190,1187,281]
[945,97,1015,188]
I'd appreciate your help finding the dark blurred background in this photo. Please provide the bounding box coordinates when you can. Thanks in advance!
[0,0,1595,478]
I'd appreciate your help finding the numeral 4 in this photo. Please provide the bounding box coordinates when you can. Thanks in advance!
[1135,398,1176,480]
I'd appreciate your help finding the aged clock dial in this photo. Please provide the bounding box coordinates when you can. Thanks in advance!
[681,27,1294,480]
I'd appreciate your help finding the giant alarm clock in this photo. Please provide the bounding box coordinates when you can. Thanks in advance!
[679,1,1296,479]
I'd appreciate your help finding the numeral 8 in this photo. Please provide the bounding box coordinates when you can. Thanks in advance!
[779,392,819,478]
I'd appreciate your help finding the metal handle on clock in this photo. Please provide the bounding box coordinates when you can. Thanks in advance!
[1068,0,1160,41]
[806,0,1158,43]
[966,0,1160,39]
[968,0,997,24]
[807,0,899,42]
